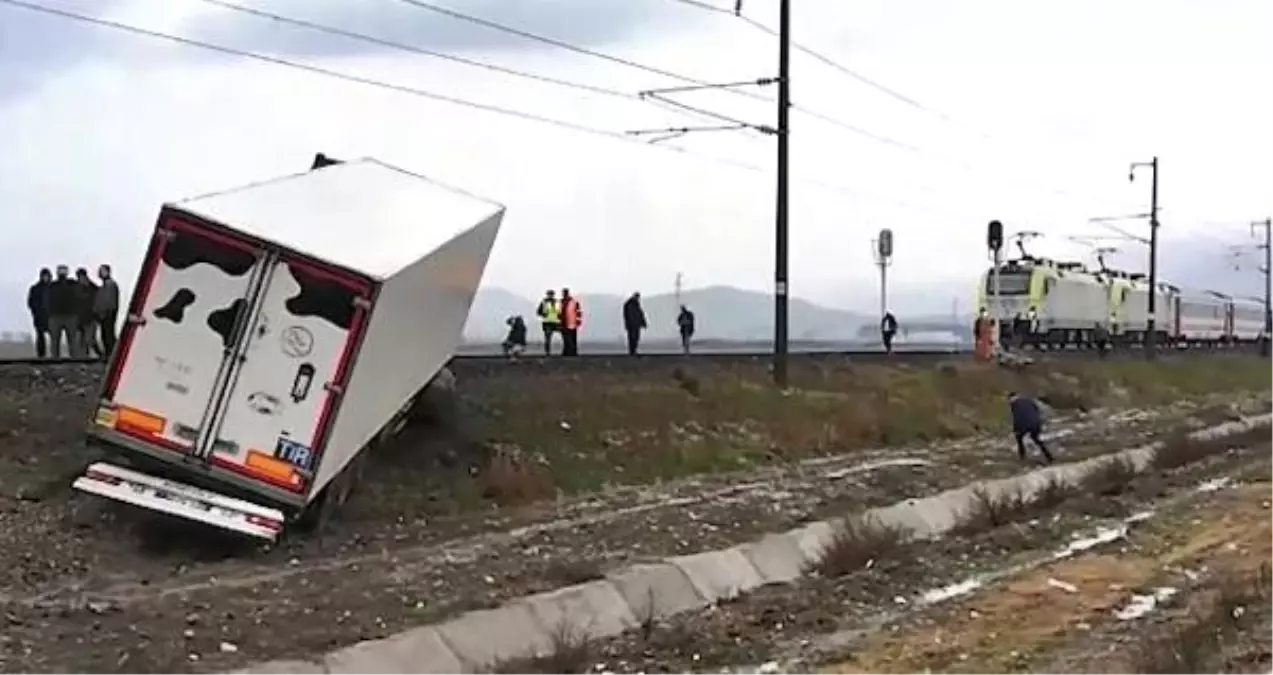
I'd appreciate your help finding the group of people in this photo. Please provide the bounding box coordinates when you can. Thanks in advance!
[27,264,120,360]
[500,289,697,358]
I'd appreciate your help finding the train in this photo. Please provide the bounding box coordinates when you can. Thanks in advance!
[975,256,1267,348]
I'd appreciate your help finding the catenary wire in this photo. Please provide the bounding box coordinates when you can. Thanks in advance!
[0,0,973,220]
[665,0,1138,211]
[390,0,1127,211]
[190,0,761,136]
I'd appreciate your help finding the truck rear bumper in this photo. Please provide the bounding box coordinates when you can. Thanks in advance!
[73,462,286,541]
[85,425,307,512]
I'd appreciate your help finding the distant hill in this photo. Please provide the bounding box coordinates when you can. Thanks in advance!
[464,285,871,341]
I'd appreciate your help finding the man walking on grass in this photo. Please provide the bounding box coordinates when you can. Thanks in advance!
[1008,391,1054,464]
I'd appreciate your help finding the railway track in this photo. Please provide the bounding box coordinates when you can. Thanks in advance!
[0,342,1259,371]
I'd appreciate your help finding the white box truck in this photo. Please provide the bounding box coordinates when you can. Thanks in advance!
[73,157,504,540]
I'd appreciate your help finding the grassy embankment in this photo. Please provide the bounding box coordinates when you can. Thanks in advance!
[442,355,1271,505]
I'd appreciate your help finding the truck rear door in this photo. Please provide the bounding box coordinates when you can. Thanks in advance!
[200,255,372,495]
[100,215,267,453]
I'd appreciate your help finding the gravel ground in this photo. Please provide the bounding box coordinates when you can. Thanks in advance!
[573,440,1272,674]
[0,362,1265,672]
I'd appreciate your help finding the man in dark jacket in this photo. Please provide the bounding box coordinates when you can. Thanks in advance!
[46,265,80,358]
[74,267,100,358]
[94,264,121,360]
[677,305,695,354]
[26,268,52,358]
[622,292,647,356]
[1008,391,1054,464]
[501,315,527,359]
[880,311,898,354]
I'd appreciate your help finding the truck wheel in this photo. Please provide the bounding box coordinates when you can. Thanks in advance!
[409,366,459,431]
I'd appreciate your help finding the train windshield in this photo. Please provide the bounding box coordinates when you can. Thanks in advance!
[985,271,1031,296]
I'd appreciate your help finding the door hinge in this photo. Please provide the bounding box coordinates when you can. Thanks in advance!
[155,229,177,241]
[324,381,345,395]
[352,296,372,310]
[126,313,147,326]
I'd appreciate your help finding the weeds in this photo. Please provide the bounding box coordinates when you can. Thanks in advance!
[478,447,556,507]
[492,621,593,674]
[811,515,912,578]
[1153,433,1224,471]
[1081,455,1138,496]
[956,486,1030,531]
[1130,563,1273,674]
[464,356,1270,502]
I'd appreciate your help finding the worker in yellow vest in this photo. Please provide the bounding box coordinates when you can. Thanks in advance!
[536,290,560,356]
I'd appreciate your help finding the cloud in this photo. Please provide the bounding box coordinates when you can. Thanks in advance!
[182,0,711,56]
[0,0,1268,336]
[0,0,131,100]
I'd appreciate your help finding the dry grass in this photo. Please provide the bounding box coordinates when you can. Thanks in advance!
[1153,424,1270,471]
[810,515,912,578]
[456,355,1270,503]
[1130,562,1273,674]
[956,486,1031,531]
[477,446,556,507]
[1081,455,1139,496]
[954,476,1076,533]
[492,621,594,674]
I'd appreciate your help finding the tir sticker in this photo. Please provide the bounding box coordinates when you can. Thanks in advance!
[247,391,282,416]
[275,436,315,472]
[280,325,314,358]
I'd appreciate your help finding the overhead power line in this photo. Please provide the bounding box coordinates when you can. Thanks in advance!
[664,0,971,129]
[386,0,950,149]
[191,0,748,132]
[0,0,970,219]
[387,0,1118,210]
[194,0,630,100]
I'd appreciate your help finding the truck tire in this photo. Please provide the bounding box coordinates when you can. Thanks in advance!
[409,366,459,431]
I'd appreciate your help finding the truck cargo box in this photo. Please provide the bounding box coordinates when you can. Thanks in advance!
[75,158,504,538]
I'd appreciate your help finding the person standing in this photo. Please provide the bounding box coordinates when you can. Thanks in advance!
[622,291,647,356]
[535,289,559,356]
[46,265,80,358]
[1007,391,1054,464]
[74,267,100,358]
[94,264,120,360]
[559,288,582,356]
[677,305,696,355]
[880,311,898,354]
[26,268,52,359]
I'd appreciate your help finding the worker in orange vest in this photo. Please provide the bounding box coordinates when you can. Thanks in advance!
[973,308,993,361]
[559,287,583,356]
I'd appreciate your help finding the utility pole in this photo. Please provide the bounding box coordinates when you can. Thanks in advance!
[1129,157,1159,359]
[626,1,782,382]
[1253,217,1272,356]
[772,0,792,387]
[674,271,684,309]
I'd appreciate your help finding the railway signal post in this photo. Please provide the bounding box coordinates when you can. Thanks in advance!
[1253,217,1272,356]
[986,220,1004,357]
[1129,157,1160,359]
[873,228,894,328]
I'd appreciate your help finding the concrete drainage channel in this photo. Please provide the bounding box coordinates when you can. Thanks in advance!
[233,414,1272,674]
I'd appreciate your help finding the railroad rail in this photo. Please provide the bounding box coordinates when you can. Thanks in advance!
[0,342,1260,370]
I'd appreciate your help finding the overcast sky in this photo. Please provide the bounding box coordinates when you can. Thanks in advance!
[1,0,1270,328]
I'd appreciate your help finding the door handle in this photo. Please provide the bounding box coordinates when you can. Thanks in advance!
[291,363,315,403]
